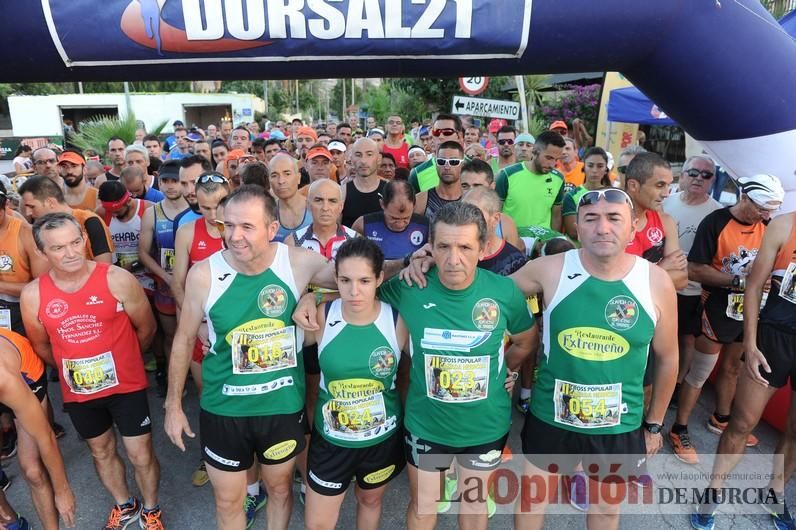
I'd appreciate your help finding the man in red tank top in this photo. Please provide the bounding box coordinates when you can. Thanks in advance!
[624,153,687,423]
[20,212,163,530]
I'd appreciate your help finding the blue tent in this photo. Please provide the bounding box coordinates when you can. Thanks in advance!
[606,87,678,126]
[781,10,796,39]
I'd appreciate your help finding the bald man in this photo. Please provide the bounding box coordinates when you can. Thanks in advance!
[286,179,358,259]
[341,138,386,227]
[269,154,312,243]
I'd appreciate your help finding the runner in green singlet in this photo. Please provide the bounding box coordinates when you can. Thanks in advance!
[304,238,409,530]
[165,185,404,530]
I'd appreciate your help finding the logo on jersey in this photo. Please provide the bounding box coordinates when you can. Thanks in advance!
[197,240,207,249]
[369,347,396,378]
[86,295,104,305]
[472,298,500,331]
[0,255,14,272]
[410,230,424,246]
[257,285,288,317]
[604,296,639,331]
[45,299,69,319]
[646,227,664,245]
[558,327,630,361]
[721,246,758,275]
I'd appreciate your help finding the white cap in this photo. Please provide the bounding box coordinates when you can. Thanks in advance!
[328,140,346,153]
[738,174,785,209]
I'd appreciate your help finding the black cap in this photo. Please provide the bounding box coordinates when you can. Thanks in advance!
[98,181,127,202]
[158,160,180,181]
[173,120,184,127]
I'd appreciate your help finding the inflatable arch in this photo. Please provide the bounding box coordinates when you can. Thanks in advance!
[6,0,796,208]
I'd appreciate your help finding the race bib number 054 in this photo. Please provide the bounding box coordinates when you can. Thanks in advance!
[553,379,623,429]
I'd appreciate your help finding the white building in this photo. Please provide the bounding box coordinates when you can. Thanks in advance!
[8,92,265,137]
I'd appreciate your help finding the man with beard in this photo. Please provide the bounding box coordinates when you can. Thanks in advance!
[496,131,566,232]
[490,125,517,173]
[59,151,98,211]
[414,142,464,222]
[172,155,213,237]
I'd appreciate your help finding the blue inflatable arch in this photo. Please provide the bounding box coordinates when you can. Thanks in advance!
[6,0,796,208]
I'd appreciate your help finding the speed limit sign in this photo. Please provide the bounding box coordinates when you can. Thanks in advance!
[459,76,489,96]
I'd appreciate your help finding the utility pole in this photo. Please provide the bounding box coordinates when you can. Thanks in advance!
[295,80,300,117]
[262,80,269,115]
[342,79,346,120]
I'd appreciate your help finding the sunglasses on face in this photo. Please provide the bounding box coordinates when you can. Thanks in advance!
[498,139,515,146]
[436,158,463,167]
[685,168,715,179]
[432,128,458,137]
[577,188,634,211]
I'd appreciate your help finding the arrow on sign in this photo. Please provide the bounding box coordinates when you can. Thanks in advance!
[451,96,521,121]
[455,99,465,112]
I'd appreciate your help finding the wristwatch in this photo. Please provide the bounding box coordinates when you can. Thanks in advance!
[642,420,663,434]
[509,370,519,382]
[731,275,746,291]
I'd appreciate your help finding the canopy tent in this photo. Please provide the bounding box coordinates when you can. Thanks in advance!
[781,10,796,39]
[606,87,677,126]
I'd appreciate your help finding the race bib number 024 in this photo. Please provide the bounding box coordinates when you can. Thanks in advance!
[424,354,489,403]
[553,379,623,429]
[231,326,296,375]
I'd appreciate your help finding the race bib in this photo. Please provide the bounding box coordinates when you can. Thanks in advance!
[322,380,394,442]
[62,352,119,395]
[231,326,297,375]
[160,248,175,273]
[424,354,489,403]
[0,309,11,330]
[726,293,745,321]
[553,379,624,429]
[778,263,796,304]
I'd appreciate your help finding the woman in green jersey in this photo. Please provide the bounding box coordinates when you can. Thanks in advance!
[562,147,612,241]
[304,238,409,530]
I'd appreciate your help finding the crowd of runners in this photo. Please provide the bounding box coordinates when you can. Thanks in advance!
[0,111,793,530]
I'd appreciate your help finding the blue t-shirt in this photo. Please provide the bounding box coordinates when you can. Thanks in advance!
[143,187,165,203]
[363,212,429,260]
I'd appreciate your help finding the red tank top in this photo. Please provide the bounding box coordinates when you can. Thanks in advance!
[626,209,666,263]
[381,142,410,169]
[189,218,223,267]
[37,263,147,403]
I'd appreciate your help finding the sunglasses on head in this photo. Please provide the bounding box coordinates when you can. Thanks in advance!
[577,188,634,211]
[497,139,515,146]
[432,128,458,137]
[436,158,463,167]
[198,173,228,184]
[685,168,714,179]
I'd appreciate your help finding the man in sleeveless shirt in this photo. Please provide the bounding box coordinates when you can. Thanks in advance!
[21,213,163,530]
[165,185,406,530]
[676,175,784,460]
[138,161,189,397]
[414,141,464,222]
[58,151,98,211]
[341,138,386,228]
[507,188,678,530]
[18,176,113,263]
[269,154,312,243]
[692,199,796,530]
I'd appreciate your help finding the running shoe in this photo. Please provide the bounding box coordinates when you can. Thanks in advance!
[515,398,530,414]
[244,486,267,529]
[5,514,30,530]
[690,510,715,530]
[436,475,458,514]
[569,471,588,512]
[669,430,699,465]
[138,507,164,530]
[103,497,142,530]
[1,429,17,460]
[191,460,209,487]
[706,414,758,447]
[0,471,11,492]
[763,498,796,530]
[52,422,66,439]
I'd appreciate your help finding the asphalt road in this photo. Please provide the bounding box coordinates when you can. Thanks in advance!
[1,369,790,530]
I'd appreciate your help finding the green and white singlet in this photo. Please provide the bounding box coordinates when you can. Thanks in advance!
[316,299,402,448]
[202,243,305,417]
[380,268,535,446]
[530,250,656,435]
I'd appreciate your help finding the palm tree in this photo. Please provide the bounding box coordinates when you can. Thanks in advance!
[68,113,166,156]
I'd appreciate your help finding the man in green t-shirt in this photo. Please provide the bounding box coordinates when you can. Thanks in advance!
[408,113,465,194]
[383,201,537,530]
[164,185,403,530]
[495,131,566,232]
